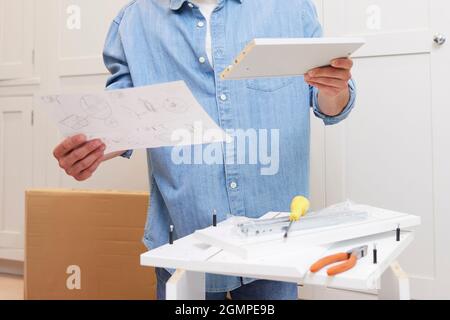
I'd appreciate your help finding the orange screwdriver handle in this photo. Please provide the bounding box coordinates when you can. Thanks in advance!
[309,252,349,273]
[326,254,357,276]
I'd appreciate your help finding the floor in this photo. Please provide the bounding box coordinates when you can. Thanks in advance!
[0,274,24,300]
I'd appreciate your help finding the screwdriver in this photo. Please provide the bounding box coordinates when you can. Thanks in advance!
[284,196,310,238]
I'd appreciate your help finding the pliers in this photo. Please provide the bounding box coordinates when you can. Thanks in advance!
[309,245,368,276]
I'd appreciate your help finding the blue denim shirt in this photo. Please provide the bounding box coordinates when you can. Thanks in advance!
[103,0,356,293]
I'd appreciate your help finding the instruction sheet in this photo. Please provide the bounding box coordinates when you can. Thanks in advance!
[37,81,228,153]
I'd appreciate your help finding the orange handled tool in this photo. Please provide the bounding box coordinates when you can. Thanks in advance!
[310,245,368,276]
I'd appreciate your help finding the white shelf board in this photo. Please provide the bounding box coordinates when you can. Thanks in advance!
[220,37,365,80]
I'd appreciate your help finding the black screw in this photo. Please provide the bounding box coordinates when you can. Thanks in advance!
[213,209,217,227]
[169,225,174,245]
[373,244,378,264]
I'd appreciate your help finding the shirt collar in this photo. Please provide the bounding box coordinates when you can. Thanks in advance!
[169,0,243,11]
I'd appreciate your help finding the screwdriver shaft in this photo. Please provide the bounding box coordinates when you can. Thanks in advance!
[284,221,294,238]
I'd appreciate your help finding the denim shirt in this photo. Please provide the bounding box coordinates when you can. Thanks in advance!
[103,0,356,293]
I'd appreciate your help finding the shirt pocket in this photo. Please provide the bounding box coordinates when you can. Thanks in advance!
[246,77,294,92]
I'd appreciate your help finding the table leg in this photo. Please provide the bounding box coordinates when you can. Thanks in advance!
[379,261,411,300]
[166,269,206,300]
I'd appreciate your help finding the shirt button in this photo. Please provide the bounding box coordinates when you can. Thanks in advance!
[197,21,205,28]
[199,56,206,64]
[230,181,238,189]
[188,3,194,8]
[220,94,227,101]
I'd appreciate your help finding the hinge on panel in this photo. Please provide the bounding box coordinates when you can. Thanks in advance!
[31,110,34,126]
[32,49,35,65]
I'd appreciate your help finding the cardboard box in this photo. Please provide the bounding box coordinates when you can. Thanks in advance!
[25,189,156,300]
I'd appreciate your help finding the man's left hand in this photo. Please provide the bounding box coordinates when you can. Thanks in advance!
[304,58,353,97]
[304,58,353,116]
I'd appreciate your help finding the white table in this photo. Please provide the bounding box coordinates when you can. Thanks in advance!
[141,229,414,300]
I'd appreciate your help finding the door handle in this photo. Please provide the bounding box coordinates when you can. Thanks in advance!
[434,33,446,46]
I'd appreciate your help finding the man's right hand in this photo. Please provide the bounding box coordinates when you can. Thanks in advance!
[53,134,106,181]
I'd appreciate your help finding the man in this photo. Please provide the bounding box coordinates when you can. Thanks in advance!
[53,0,356,300]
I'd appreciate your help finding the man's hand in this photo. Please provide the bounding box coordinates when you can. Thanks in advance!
[53,134,106,181]
[304,58,353,116]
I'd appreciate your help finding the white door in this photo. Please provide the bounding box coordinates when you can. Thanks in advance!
[318,0,450,299]
[0,97,33,261]
[0,0,34,80]
[56,0,131,76]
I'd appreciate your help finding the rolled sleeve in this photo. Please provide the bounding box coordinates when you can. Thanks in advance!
[311,79,357,126]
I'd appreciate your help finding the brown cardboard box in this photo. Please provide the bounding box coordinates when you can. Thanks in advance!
[25,189,156,300]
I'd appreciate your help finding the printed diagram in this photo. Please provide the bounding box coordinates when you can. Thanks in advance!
[140,99,158,113]
[120,98,159,119]
[43,81,228,153]
[140,124,177,144]
[81,95,118,127]
[107,90,125,100]
[40,95,61,105]
[153,124,179,144]
[99,135,123,146]
[109,88,159,120]
[162,97,190,114]
[115,95,189,120]
[58,95,119,131]
[101,124,179,149]
[183,123,195,135]
[59,115,89,130]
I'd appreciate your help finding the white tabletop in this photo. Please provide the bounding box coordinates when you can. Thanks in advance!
[141,230,414,291]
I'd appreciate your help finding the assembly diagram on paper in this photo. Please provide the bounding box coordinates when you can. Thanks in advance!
[38,81,229,153]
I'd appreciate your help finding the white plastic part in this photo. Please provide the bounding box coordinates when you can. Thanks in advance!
[220,37,365,80]
[194,204,421,259]
[236,201,368,237]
